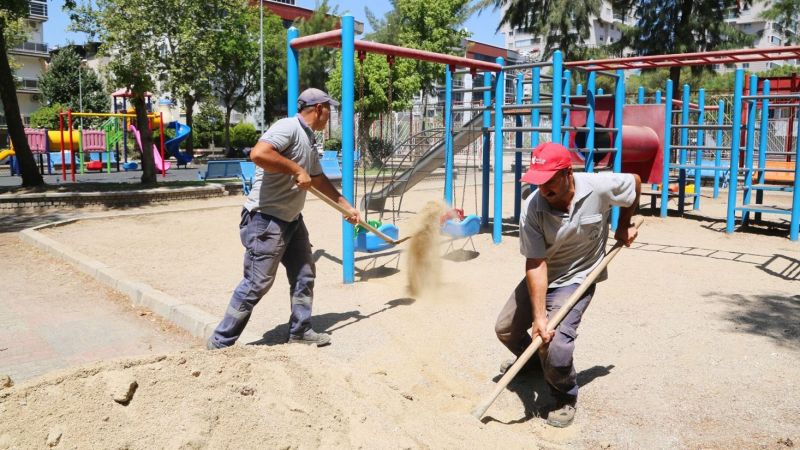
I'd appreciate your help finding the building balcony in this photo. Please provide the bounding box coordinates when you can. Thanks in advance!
[15,78,41,93]
[29,1,48,20]
[9,41,49,56]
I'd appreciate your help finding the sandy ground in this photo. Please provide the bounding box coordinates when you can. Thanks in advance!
[1,176,799,449]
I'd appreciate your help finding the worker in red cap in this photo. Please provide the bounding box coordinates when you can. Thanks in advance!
[494,142,641,428]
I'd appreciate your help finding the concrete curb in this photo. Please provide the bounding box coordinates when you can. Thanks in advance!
[19,215,260,344]
[0,185,230,209]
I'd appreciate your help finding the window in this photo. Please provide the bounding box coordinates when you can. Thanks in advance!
[742,63,750,69]
[771,36,782,45]
[515,39,534,47]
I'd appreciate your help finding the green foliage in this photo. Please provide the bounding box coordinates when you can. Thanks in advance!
[395,0,471,95]
[476,0,601,60]
[761,0,799,45]
[365,137,394,168]
[294,0,339,91]
[323,136,342,152]
[364,0,402,45]
[211,4,285,141]
[28,103,66,129]
[38,47,108,125]
[192,102,224,148]
[230,122,259,148]
[2,4,27,71]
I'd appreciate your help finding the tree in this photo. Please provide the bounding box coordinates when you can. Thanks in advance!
[327,52,420,166]
[29,103,66,129]
[39,47,107,123]
[294,0,340,91]
[761,0,800,45]
[475,0,601,61]
[395,0,471,128]
[1,0,44,187]
[211,3,285,152]
[192,101,223,149]
[69,0,161,183]
[364,1,402,45]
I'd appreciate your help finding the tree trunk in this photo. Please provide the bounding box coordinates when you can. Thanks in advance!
[183,93,195,156]
[224,106,233,155]
[0,27,43,187]
[669,66,682,101]
[358,117,375,168]
[132,93,156,183]
[670,0,694,100]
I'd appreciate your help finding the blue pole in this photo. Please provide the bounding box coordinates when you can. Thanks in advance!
[340,16,355,283]
[531,68,541,149]
[481,72,491,227]
[655,90,662,105]
[694,88,705,210]
[742,75,758,223]
[551,51,563,146]
[576,84,583,96]
[611,69,625,230]
[755,80,770,220]
[791,105,800,241]
[493,57,505,244]
[286,27,300,117]
[514,72,524,221]
[637,86,645,104]
[586,71,596,172]
[678,84,690,215]
[444,65,454,206]
[597,88,604,96]
[561,70,572,146]
[726,69,745,234]
[660,80,673,217]
[713,100,724,198]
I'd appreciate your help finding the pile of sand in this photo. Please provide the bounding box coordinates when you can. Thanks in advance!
[0,346,535,449]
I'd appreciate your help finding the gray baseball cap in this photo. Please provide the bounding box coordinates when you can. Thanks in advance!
[297,88,339,109]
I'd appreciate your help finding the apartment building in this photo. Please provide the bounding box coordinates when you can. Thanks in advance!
[501,1,797,71]
[3,0,49,132]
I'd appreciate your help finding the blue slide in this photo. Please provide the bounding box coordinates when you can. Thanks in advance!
[165,121,193,166]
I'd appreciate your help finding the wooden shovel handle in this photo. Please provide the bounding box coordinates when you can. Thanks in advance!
[306,185,399,245]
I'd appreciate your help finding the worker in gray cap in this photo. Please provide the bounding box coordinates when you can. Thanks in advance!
[208,88,358,349]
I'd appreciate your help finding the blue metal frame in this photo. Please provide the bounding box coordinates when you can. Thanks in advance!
[678,84,690,215]
[742,75,759,223]
[611,69,625,229]
[713,100,725,198]
[493,57,505,244]
[551,51,563,148]
[444,65,454,205]
[660,80,673,217]
[694,88,705,210]
[726,69,745,234]
[340,16,355,283]
[287,27,300,117]
[514,72,524,221]
[755,80,770,214]
[585,71,597,172]
[561,70,572,146]
[481,72,492,227]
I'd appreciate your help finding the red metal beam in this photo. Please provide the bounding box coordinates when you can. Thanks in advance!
[290,31,502,72]
[568,45,800,71]
[290,29,343,50]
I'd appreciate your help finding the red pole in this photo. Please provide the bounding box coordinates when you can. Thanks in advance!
[159,112,165,177]
[68,109,75,182]
[59,112,66,181]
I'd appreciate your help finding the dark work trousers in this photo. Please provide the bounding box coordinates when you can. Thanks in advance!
[208,209,316,348]
[495,279,596,398]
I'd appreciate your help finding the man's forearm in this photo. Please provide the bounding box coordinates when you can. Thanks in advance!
[525,259,548,321]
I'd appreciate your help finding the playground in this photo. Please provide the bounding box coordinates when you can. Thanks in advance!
[1,179,798,448]
[1,13,799,449]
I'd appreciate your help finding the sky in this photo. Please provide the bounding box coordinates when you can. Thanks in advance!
[44,0,506,49]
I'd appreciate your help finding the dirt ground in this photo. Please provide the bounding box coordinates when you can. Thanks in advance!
[1,177,799,449]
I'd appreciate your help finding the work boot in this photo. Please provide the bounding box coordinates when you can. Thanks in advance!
[499,353,541,375]
[546,393,577,428]
[206,337,225,350]
[288,329,331,347]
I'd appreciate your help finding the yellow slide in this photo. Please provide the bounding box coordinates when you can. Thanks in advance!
[47,130,82,150]
[0,149,14,163]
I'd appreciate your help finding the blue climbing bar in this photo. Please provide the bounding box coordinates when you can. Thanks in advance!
[726,69,745,234]
[493,56,505,244]
[340,16,355,283]
[444,65,454,206]
[660,79,674,218]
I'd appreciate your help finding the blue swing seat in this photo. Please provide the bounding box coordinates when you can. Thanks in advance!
[354,223,399,253]
[441,214,481,238]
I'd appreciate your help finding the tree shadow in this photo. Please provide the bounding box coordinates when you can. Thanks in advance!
[0,212,72,233]
[480,363,615,425]
[246,297,416,346]
[708,292,800,350]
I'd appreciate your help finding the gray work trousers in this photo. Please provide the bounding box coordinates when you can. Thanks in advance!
[208,209,315,348]
[495,280,595,398]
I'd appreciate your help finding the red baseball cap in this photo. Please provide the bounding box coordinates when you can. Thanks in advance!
[520,142,572,185]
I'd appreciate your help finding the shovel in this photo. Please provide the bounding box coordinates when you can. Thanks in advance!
[307,185,412,246]
[471,216,644,420]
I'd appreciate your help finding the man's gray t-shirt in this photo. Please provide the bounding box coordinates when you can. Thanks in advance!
[243,116,323,222]
[519,172,637,287]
